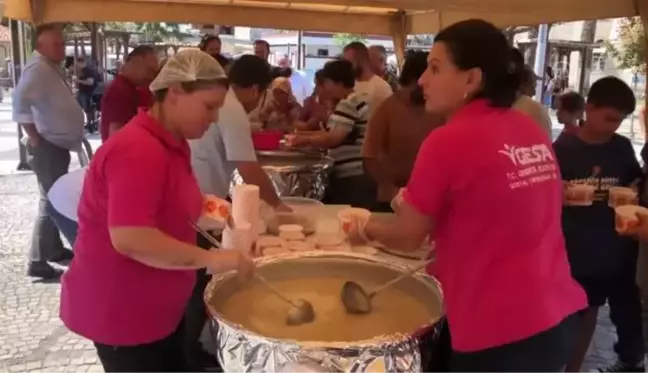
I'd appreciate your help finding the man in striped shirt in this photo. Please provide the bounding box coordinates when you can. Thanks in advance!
[285,59,374,208]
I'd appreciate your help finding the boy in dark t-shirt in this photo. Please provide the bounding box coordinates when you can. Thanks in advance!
[554,76,644,372]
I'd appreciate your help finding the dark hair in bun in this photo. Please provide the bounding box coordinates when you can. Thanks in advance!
[434,19,520,108]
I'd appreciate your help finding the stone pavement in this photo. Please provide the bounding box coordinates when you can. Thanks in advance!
[0,172,623,372]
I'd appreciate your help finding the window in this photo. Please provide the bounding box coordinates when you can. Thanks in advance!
[591,52,606,71]
[317,49,329,57]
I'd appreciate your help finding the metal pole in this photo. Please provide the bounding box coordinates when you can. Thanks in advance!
[533,24,549,101]
[296,31,303,69]
[11,20,30,171]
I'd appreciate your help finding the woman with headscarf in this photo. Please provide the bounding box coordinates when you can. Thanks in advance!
[347,19,587,371]
[60,50,254,372]
[258,76,302,132]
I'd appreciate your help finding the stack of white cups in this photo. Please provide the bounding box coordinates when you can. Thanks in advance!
[223,184,261,255]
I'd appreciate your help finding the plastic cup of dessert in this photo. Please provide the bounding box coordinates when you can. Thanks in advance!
[615,205,648,233]
[337,208,371,234]
[608,186,638,208]
[231,222,254,253]
[278,224,305,241]
[315,218,343,246]
[566,184,596,206]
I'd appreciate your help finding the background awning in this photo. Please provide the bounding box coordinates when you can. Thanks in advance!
[3,0,644,35]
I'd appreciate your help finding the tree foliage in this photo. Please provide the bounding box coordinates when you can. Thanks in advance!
[332,33,367,47]
[607,17,646,75]
[136,22,183,43]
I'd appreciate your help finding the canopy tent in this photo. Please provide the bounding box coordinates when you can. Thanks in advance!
[3,0,645,35]
[4,0,648,98]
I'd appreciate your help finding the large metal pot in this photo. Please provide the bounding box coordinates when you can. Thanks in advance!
[204,252,443,372]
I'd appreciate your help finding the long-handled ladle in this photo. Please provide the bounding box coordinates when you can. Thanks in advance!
[189,221,315,325]
[341,259,433,315]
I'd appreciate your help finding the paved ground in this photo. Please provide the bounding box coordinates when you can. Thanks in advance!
[0,93,632,372]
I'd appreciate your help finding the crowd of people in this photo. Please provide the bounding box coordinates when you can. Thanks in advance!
[10,19,648,373]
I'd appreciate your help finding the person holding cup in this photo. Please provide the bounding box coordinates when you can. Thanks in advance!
[553,76,644,372]
[346,19,586,371]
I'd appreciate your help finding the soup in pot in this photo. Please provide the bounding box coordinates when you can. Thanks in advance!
[218,276,437,342]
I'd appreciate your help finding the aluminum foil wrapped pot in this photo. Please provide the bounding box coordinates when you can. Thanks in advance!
[232,151,333,200]
[204,252,443,373]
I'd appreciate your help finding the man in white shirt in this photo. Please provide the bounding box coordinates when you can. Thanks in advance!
[343,42,393,118]
[189,55,285,209]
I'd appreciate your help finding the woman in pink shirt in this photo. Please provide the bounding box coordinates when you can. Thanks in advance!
[349,19,587,371]
[60,50,254,372]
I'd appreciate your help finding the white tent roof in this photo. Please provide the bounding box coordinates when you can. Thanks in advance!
[4,0,645,35]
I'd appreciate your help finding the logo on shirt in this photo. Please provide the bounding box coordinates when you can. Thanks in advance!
[499,144,558,190]
[498,144,554,167]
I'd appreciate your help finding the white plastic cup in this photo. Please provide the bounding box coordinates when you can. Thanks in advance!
[337,208,371,234]
[565,184,596,206]
[615,205,648,233]
[222,222,254,255]
[608,186,638,208]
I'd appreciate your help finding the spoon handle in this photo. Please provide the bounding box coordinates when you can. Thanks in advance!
[370,259,433,297]
[255,274,299,308]
[189,221,223,249]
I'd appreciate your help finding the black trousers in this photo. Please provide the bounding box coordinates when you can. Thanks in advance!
[94,321,186,372]
[575,270,645,365]
[182,233,222,372]
[453,313,579,371]
[27,139,69,263]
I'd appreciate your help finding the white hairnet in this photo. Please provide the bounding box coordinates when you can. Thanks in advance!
[149,49,227,92]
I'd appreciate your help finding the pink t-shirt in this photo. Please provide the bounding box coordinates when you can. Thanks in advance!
[61,110,203,346]
[404,99,587,352]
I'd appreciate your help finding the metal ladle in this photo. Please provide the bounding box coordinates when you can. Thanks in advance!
[342,259,433,315]
[189,221,315,326]
[254,274,315,325]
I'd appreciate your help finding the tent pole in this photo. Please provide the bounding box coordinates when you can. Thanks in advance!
[389,11,408,69]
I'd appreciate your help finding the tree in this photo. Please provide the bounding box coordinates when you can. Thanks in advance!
[136,22,183,43]
[332,33,367,47]
[606,17,646,75]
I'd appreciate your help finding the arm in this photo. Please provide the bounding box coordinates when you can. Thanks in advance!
[237,161,282,208]
[363,201,433,250]
[12,64,43,144]
[362,132,451,250]
[76,77,95,86]
[292,98,357,148]
[221,102,284,208]
[105,143,247,272]
[293,126,349,149]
